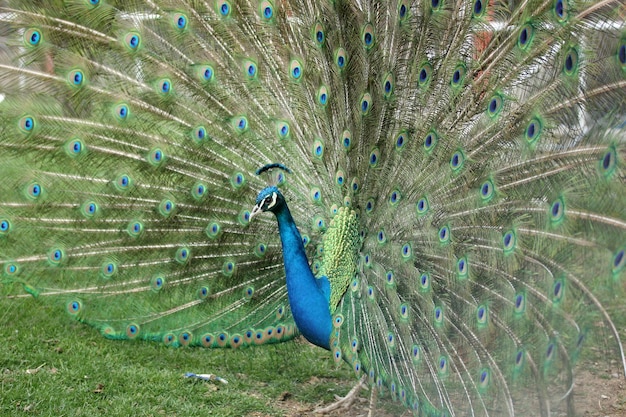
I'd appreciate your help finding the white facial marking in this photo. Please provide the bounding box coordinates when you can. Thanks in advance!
[267,192,278,209]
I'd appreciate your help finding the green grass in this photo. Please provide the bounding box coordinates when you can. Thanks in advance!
[0,297,400,417]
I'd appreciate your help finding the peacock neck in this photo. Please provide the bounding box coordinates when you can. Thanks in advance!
[274,204,332,350]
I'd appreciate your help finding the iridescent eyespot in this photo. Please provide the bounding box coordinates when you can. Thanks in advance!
[232,115,248,133]
[552,278,565,304]
[487,94,503,117]
[290,59,303,80]
[451,64,466,89]
[222,260,235,276]
[310,187,322,203]
[515,349,525,370]
[312,216,326,231]
[480,179,494,201]
[563,48,578,76]
[126,323,140,339]
[244,286,254,299]
[377,230,386,244]
[360,92,372,115]
[81,200,98,218]
[48,248,65,265]
[399,303,409,320]
[613,249,625,274]
[350,177,360,194]
[439,225,450,244]
[383,73,394,99]
[151,275,165,291]
[418,62,432,86]
[124,32,141,50]
[361,23,375,49]
[514,293,526,315]
[217,0,232,17]
[457,256,468,278]
[67,300,82,315]
[113,103,130,121]
[198,286,210,299]
[335,48,347,70]
[66,138,85,157]
[599,146,617,177]
[173,13,188,30]
[230,172,245,189]
[342,130,352,151]
[312,138,324,159]
[127,220,144,238]
[147,148,165,165]
[18,116,35,133]
[478,369,490,390]
[369,148,379,167]
[389,189,401,205]
[157,199,175,217]
[243,60,257,79]
[276,121,290,139]
[401,243,412,259]
[175,247,190,264]
[24,28,42,46]
[525,117,542,145]
[450,150,465,171]
[473,0,485,17]
[4,262,19,276]
[518,24,534,50]
[398,0,409,21]
[197,65,215,83]
[67,69,85,87]
[317,85,328,107]
[191,126,207,143]
[156,78,172,95]
[554,0,567,22]
[206,222,221,239]
[424,130,438,152]
[239,209,251,225]
[434,307,444,324]
[115,174,132,191]
[416,196,429,216]
[101,261,117,278]
[26,182,43,199]
[254,242,267,258]
[549,198,565,224]
[0,219,10,235]
[419,272,430,291]
[364,254,372,268]
[260,1,274,20]
[313,22,325,46]
[477,305,488,326]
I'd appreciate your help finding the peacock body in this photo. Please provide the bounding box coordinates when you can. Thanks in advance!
[0,0,625,415]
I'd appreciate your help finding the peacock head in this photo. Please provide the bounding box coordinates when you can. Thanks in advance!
[250,186,285,219]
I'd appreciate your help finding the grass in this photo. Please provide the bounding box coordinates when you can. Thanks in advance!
[3,294,623,416]
[0,296,390,417]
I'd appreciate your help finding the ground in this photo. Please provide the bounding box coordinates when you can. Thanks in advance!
[1,297,624,416]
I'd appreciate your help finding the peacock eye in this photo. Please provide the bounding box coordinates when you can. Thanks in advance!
[265,192,278,209]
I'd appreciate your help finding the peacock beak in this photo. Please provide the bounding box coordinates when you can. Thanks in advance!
[250,203,263,220]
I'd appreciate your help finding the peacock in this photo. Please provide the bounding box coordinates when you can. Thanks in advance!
[0,0,625,415]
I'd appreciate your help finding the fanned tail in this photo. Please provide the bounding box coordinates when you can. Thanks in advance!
[0,0,625,416]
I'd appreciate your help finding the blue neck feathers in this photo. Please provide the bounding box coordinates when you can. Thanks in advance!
[274,203,332,350]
